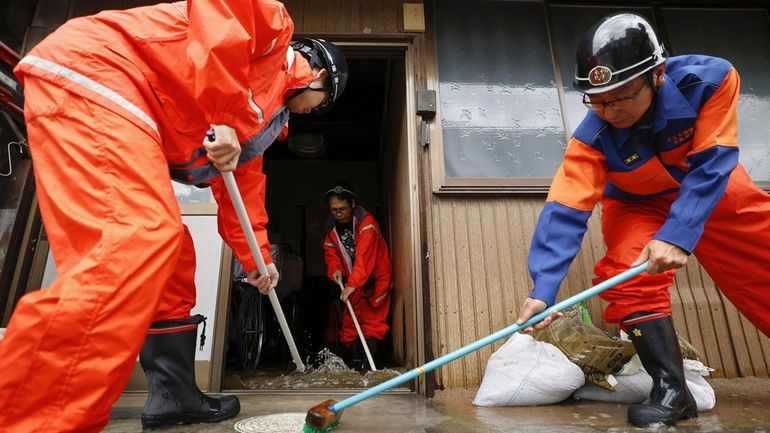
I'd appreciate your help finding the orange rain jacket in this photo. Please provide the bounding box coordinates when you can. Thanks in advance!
[13,0,315,270]
[324,206,393,307]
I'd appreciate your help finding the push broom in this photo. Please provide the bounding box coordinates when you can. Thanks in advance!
[335,277,377,371]
[221,170,305,372]
[211,128,306,372]
[303,261,649,432]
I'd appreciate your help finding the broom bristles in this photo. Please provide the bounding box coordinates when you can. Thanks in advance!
[302,420,339,433]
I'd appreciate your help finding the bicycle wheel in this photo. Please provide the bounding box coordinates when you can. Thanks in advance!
[238,287,265,372]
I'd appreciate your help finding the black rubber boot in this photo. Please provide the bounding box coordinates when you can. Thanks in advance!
[351,338,382,371]
[623,312,697,427]
[140,315,240,430]
[364,337,382,367]
[350,340,365,371]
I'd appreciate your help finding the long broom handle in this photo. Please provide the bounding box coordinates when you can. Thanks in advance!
[336,279,377,371]
[330,261,649,413]
[221,171,306,372]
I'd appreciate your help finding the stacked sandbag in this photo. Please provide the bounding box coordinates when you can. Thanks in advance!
[683,359,717,411]
[572,355,651,403]
[473,333,585,406]
[572,357,716,411]
[534,306,636,390]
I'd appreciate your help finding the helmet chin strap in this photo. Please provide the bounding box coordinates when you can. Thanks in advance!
[636,68,661,127]
[645,69,662,95]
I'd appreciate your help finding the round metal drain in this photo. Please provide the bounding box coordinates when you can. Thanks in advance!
[234,412,306,433]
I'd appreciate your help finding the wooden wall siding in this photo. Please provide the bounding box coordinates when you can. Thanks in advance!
[383,57,416,367]
[284,0,419,34]
[427,196,770,388]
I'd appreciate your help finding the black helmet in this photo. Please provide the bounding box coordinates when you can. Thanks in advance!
[291,38,348,113]
[574,12,666,94]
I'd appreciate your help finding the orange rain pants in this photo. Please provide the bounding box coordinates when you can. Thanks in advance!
[340,292,391,343]
[595,164,770,336]
[0,79,195,433]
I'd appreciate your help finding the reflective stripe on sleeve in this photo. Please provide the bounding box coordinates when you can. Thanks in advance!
[19,55,159,137]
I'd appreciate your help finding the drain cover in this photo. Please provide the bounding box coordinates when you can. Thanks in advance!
[234,412,306,433]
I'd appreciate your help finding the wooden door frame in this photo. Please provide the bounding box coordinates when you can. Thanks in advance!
[208,39,428,395]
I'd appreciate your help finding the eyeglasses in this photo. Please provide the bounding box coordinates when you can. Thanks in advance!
[582,82,647,112]
[330,206,351,215]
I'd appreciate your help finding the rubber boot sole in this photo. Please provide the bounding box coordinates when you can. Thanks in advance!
[142,399,241,431]
[628,404,698,427]
[142,410,239,430]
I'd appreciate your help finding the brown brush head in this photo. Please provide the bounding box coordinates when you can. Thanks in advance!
[305,399,342,429]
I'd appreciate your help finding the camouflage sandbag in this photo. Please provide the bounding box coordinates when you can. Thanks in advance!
[534,305,636,390]
[678,335,701,360]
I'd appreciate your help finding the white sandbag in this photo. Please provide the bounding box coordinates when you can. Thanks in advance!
[572,358,715,412]
[473,333,585,407]
[573,369,651,403]
[684,359,716,411]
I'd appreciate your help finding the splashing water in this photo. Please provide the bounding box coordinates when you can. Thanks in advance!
[313,348,351,374]
[229,349,405,390]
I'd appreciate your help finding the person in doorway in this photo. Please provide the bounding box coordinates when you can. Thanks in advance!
[323,182,393,370]
[0,2,347,432]
[515,12,770,428]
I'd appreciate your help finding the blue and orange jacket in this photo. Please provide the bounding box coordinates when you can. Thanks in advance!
[324,206,393,308]
[14,0,315,271]
[529,55,740,306]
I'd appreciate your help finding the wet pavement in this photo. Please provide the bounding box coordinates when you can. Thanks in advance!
[105,377,770,433]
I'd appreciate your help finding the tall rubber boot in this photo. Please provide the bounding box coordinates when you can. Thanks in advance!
[622,312,697,427]
[350,340,364,371]
[351,338,382,371]
[365,337,382,367]
[140,315,240,430]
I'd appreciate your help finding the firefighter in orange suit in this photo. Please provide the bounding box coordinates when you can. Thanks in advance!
[324,182,392,369]
[515,12,770,428]
[0,1,347,432]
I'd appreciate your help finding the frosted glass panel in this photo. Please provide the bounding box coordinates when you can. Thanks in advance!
[549,6,653,135]
[662,8,770,182]
[436,1,565,178]
[185,215,222,361]
[173,181,215,204]
[38,215,221,361]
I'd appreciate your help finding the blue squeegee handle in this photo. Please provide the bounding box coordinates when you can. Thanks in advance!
[330,261,649,413]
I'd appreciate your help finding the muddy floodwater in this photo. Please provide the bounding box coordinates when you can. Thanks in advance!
[222,349,406,390]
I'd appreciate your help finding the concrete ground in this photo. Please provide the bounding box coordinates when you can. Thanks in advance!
[106,378,770,433]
